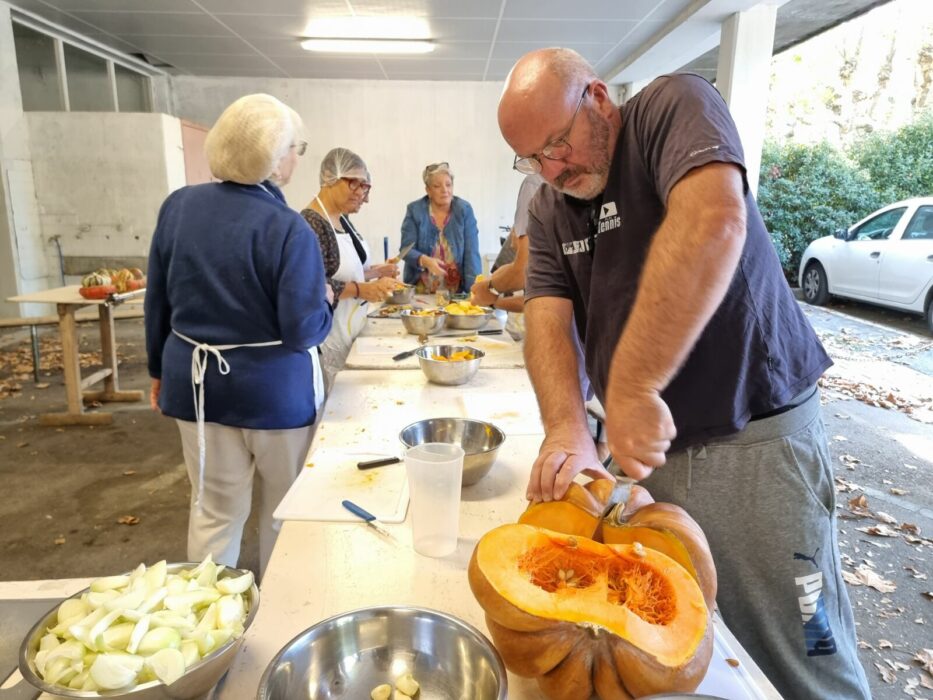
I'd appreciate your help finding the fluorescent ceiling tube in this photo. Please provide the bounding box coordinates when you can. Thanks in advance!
[301,38,434,54]
[304,17,430,40]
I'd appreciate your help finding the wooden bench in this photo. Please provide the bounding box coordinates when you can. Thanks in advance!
[0,308,144,382]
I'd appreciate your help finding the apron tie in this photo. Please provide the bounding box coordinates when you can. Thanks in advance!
[172,329,282,512]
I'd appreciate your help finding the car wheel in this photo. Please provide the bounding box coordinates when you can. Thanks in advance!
[926,298,933,335]
[802,262,830,306]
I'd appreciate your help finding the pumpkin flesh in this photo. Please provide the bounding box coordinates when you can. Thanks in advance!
[471,524,709,670]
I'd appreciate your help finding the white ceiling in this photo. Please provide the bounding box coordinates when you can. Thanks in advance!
[7,0,880,83]
[6,0,714,81]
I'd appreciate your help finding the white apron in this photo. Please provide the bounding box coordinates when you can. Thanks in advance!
[316,198,369,390]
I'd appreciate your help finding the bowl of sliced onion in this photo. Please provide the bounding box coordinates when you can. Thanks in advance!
[19,556,258,699]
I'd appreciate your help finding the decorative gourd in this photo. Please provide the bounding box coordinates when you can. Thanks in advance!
[81,272,111,288]
[111,268,135,293]
[469,524,713,699]
[518,478,717,609]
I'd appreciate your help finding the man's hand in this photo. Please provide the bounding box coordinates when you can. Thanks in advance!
[149,378,161,412]
[470,278,498,307]
[527,430,613,502]
[604,385,676,480]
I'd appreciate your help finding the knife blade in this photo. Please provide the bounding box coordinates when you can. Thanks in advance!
[431,329,504,338]
[387,241,415,264]
[342,499,397,541]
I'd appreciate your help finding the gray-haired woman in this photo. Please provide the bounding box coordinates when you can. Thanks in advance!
[300,147,399,389]
[145,93,332,577]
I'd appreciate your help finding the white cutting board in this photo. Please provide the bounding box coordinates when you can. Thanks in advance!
[274,449,409,523]
[346,333,523,370]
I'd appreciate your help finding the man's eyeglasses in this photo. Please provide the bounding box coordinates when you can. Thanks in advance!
[293,141,308,156]
[343,178,372,194]
[513,85,589,175]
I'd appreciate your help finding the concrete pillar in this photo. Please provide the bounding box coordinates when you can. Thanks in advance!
[716,3,778,195]
[0,2,50,316]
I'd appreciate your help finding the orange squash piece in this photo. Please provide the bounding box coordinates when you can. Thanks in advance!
[469,524,712,699]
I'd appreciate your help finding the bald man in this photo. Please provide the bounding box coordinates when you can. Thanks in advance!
[500,48,869,699]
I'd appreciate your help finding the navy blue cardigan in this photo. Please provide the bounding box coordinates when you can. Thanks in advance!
[145,181,332,429]
[400,195,481,293]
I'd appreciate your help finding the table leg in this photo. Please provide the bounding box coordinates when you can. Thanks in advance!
[38,303,112,426]
[81,303,143,404]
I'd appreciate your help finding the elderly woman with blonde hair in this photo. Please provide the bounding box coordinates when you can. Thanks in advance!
[145,93,332,577]
[400,162,481,294]
[301,147,398,389]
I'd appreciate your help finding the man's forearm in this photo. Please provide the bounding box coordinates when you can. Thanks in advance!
[524,298,589,434]
[608,164,746,394]
[494,294,524,313]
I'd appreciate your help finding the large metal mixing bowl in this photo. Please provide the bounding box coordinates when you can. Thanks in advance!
[444,306,493,330]
[19,563,259,700]
[400,308,447,336]
[256,606,507,700]
[399,417,505,486]
[387,285,414,305]
[415,345,484,385]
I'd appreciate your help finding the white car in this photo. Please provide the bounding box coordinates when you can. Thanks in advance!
[798,197,933,332]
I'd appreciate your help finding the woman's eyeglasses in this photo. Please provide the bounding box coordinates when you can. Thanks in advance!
[425,162,449,172]
[343,178,372,194]
[292,141,308,156]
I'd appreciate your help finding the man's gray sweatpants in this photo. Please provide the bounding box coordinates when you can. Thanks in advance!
[638,387,871,700]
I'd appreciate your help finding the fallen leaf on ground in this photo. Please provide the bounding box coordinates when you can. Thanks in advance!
[122,470,136,476]
[35,382,49,389]
[890,487,909,495]
[916,649,933,674]
[874,661,896,684]
[858,640,874,649]
[117,515,140,525]
[857,524,899,537]
[53,536,65,545]
[900,523,921,536]
[876,511,898,525]
[16,442,28,448]
[880,640,894,649]
[843,566,897,593]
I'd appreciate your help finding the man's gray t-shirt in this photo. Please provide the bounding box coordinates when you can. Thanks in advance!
[524,73,831,449]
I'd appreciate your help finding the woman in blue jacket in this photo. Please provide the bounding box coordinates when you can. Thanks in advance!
[400,162,481,294]
[145,93,332,578]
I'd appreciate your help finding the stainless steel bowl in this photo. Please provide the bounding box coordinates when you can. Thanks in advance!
[400,308,447,336]
[399,417,505,486]
[387,285,414,305]
[19,563,259,700]
[444,306,493,330]
[415,345,484,386]
[257,606,506,700]
[641,695,730,699]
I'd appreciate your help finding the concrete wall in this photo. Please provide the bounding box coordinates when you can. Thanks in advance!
[0,2,47,317]
[26,112,185,284]
[168,76,525,261]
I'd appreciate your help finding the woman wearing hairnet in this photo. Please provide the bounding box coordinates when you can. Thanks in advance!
[145,93,332,578]
[301,147,398,390]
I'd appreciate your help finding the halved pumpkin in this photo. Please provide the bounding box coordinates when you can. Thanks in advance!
[469,524,713,699]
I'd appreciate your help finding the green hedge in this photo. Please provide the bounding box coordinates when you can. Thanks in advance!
[757,113,932,279]
[758,141,882,278]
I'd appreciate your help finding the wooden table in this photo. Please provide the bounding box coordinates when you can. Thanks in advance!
[7,285,144,426]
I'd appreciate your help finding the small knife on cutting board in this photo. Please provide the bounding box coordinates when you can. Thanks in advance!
[342,499,397,541]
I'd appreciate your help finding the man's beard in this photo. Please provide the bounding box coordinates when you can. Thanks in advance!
[554,109,611,200]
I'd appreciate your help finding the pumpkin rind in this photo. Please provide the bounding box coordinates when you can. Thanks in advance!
[518,482,603,537]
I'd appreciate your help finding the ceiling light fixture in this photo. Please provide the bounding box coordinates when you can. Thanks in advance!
[300,38,435,54]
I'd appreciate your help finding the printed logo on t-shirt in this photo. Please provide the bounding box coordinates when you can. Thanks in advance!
[598,200,622,234]
[561,238,592,255]
[688,144,721,158]
[793,548,837,657]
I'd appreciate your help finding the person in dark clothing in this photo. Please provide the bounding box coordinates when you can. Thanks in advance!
[145,93,332,578]
[498,48,869,699]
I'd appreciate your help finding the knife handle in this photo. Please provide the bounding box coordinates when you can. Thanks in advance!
[342,499,375,522]
[357,456,401,470]
[392,349,418,361]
